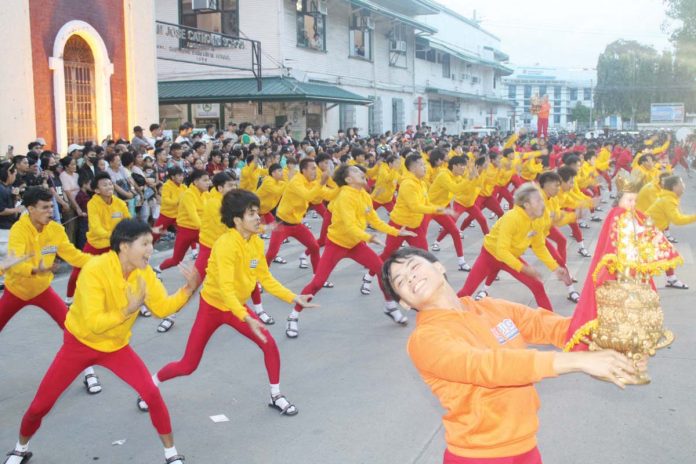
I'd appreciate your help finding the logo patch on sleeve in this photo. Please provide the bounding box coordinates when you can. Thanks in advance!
[40,245,58,255]
[250,259,258,269]
[490,319,520,344]
[111,212,123,218]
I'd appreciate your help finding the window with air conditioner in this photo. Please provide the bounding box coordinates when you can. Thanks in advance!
[296,0,326,51]
[388,24,407,68]
[180,0,238,37]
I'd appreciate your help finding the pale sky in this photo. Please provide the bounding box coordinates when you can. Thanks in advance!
[436,0,675,70]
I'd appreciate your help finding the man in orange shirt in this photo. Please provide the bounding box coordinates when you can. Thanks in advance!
[381,247,645,464]
[537,95,551,139]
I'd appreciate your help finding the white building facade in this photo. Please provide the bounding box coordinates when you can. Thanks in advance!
[503,66,597,132]
[155,0,511,138]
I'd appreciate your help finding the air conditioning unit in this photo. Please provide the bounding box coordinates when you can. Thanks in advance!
[472,76,480,84]
[364,17,375,30]
[192,0,219,12]
[390,40,406,52]
[316,0,328,15]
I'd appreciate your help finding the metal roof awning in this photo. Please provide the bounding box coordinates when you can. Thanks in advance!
[158,76,373,105]
[426,37,514,75]
[346,0,438,34]
[425,87,514,107]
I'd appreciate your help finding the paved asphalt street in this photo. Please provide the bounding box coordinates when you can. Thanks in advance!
[1,174,695,463]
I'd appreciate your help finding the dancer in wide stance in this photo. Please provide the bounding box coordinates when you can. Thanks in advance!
[3,219,198,464]
[140,190,315,416]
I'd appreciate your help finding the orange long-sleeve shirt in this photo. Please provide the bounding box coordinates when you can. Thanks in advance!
[408,297,569,459]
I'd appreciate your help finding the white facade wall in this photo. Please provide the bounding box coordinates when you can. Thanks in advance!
[155,0,510,136]
[0,0,37,154]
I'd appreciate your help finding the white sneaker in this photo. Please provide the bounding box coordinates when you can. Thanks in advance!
[64,297,74,306]
[474,290,488,301]
[458,262,471,272]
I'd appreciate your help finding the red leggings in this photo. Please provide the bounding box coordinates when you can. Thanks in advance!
[157,297,279,384]
[510,175,524,188]
[379,220,428,263]
[152,214,176,243]
[429,214,464,257]
[537,116,549,138]
[193,243,212,279]
[495,185,514,209]
[265,222,319,270]
[546,226,567,266]
[444,447,542,464]
[309,203,330,249]
[567,222,584,243]
[372,198,395,213]
[160,225,199,270]
[453,202,489,235]
[262,212,275,225]
[21,331,171,436]
[476,194,505,219]
[458,247,554,311]
[0,287,67,332]
[296,240,390,311]
[599,170,613,191]
[66,242,110,298]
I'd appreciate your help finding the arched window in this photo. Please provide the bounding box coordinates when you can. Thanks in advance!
[63,35,96,144]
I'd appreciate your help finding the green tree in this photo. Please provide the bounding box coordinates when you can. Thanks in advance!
[664,0,696,67]
[595,40,659,125]
[568,102,591,128]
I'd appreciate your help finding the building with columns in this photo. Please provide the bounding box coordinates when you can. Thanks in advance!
[0,0,159,155]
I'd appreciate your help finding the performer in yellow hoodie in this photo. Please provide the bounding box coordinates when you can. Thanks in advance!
[156,169,210,272]
[1,187,103,395]
[646,175,696,289]
[4,219,198,464]
[146,190,314,417]
[458,184,571,311]
[152,167,186,243]
[370,155,401,213]
[65,172,130,303]
[287,164,416,337]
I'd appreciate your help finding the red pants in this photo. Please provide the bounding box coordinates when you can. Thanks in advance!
[537,117,549,139]
[444,447,542,464]
[193,243,212,279]
[152,214,176,243]
[296,240,390,311]
[379,220,428,263]
[495,185,514,209]
[67,242,110,298]
[0,287,67,332]
[476,194,505,218]
[157,297,279,384]
[510,175,524,189]
[546,226,567,266]
[672,150,689,169]
[429,214,464,257]
[265,222,319,271]
[160,225,199,270]
[567,222,583,243]
[599,170,613,191]
[261,212,275,225]
[453,202,489,235]
[309,203,330,248]
[21,331,171,437]
[372,198,395,213]
[458,247,554,311]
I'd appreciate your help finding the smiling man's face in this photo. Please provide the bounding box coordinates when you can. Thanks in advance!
[387,255,448,309]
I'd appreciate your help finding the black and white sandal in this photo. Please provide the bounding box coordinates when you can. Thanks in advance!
[578,247,591,258]
[165,455,185,464]
[299,257,309,269]
[268,394,298,416]
[458,262,472,272]
[139,306,152,317]
[4,450,32,463]
[157,317,175,333]
[567,291,580,303]
[322,281,334,288]
[360,281,371,295]
[286,317,299,338]
[136,396,149,412]
[272,256,287,264]
[666,279,689,289]
[83,374,102,394]
[474,290,488,301]
[579,222,590,229]
[384,307,408,325]
[257,311,275,325]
